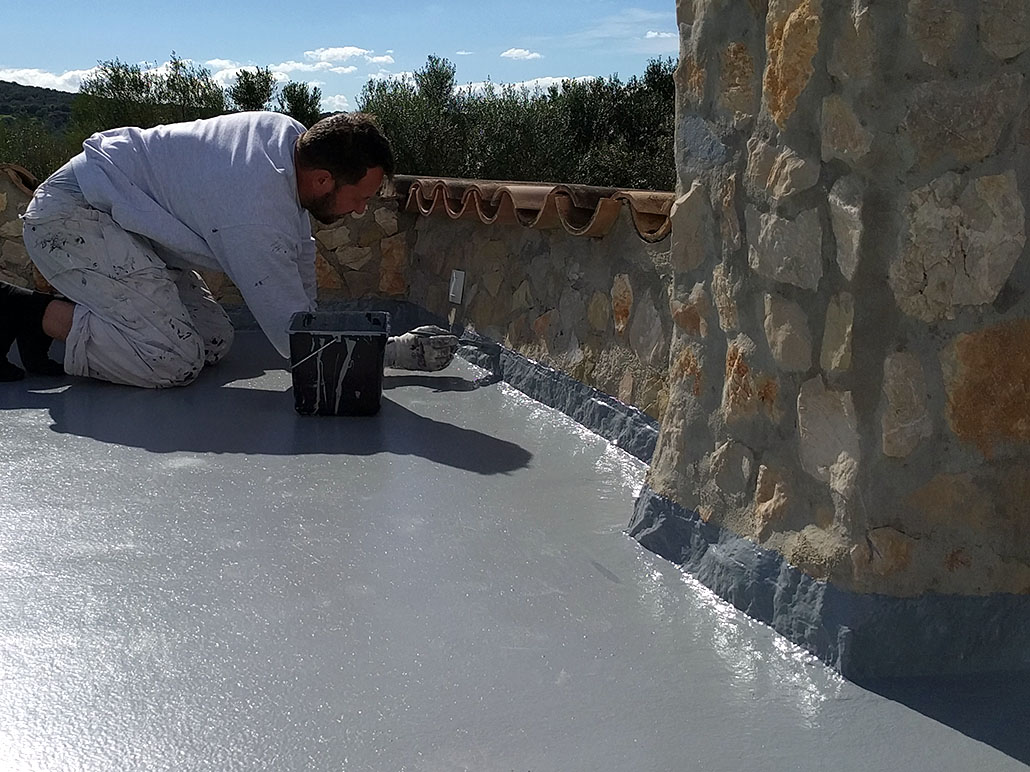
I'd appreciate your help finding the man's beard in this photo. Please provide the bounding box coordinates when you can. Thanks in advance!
[306,190,340,225]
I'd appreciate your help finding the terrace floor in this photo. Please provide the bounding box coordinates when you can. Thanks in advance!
[0,332,1026,771]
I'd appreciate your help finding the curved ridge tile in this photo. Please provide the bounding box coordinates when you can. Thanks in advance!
[399,176,672,242]
[0,163,38,196]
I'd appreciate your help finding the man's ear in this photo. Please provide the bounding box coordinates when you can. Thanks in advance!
[313,169,335,193]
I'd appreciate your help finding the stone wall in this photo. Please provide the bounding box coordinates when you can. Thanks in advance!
[631,0,1030,671]
[0,166,672,421]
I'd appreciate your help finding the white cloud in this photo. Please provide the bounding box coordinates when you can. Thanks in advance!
[205,58,239,70]
[322,94,351,111]
[566,9,679,54]
[0,67,97,92]
[305,46,370,62]
[366,55,395,65]
[463,75,595,94]
[501,48,543,60]
[456,50,474,56]
[329,65,358,74]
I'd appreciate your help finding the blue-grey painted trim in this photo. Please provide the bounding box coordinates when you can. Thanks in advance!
[456,331,658,463]
[628,485,1030,679]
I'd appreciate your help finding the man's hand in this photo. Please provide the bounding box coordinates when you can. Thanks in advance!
[384,325,459,371]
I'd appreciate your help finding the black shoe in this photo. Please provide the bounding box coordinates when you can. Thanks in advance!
[1,281,62,378]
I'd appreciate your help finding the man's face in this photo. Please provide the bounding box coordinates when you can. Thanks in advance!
[305,166,385,225]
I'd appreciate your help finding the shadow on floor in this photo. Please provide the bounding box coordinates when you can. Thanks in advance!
[858,671,1030,765]
[0,348,532,476]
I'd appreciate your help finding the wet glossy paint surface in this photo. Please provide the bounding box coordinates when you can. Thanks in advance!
[0,334,1023,771]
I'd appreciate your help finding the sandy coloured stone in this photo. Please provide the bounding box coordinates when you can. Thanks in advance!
[1,239,30,269]
[671,283,710,337]
[767,147,819,200]
[611,274,634,335]
[907,0,963,66]
[0,191,7,214]
[336,245,374,271]
[890,171,1026,322]
[941,319,1030,456]
[314,224,352,250]
[558,289,586,336]
[670,344,704,397]
[829,1,874,83]
[629,292,665,368]
[670,181,714,273]
[797,376,860,496]
[763,294,812,372]
[980,0,1030,58]
[378,233,408,296]
[745,137,776,197]
[851,527,913,579]
[721,334,780,423]
[0,220,23,239]
[344,271,378,298]
[482,269,504,298]
[678,55,706,105]
[711,263,738,331]
[373,207,399,236]
[314,253,344,291]
[821,95,872,164]
[512,280,533,311]
[746,206,823,290]
[820,293,853,372]
[828,176,863,281]
[717,42,757,118]
[904,73,1023,170]
[754,464,790,538]
[719,174,741,251]
[763,0,822,128]
[587,291,610,332]
[618,369,635,404]
[713,440,755,492]
[880,351,931,457]
[532,309,559,345]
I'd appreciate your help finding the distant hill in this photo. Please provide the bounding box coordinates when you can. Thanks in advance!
[0,80,76,131]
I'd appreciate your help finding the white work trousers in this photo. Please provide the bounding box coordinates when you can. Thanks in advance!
[22,190,234,388]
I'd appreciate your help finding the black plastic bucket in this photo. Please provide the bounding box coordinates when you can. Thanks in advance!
[288,311,390,416]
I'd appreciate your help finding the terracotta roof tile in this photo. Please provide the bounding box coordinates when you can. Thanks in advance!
[0,163,38,195]
[395,176,673,243]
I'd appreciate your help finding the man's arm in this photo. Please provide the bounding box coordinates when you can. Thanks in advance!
[208,225,315,357]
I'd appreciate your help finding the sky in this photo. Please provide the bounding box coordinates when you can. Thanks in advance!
[1,1,678,112]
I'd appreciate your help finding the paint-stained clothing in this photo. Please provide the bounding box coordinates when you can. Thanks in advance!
[23,112,316,380]
[24,185,235,387]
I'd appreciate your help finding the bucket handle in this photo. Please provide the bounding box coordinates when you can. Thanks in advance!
[289,337,340,370]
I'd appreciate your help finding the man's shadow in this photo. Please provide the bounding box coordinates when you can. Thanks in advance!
[0,335,531,476]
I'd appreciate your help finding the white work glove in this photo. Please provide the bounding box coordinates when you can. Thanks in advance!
[384,325,460,371]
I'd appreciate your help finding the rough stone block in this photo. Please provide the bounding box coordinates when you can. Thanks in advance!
[670,181,714,273]
[820,292,854,372]
[979,0,1030,58]
[904,73,1023,170]
[829,1,874,83]
[798,376,860,496]
[907,0,964,66]
[828,176,863,282]
[587,291,610,332]
[711,263,739,331]
[0,220,23,239]
[763,0,822,128]
[941,318,1030,456]
[821,94,872,164]
[763,293,812,372]
[880,351,932,457]
[611,274,634,335]
[373,206,399,236]
[890,171,1026,322]
[717,42,757,119]
[746,206,823,290]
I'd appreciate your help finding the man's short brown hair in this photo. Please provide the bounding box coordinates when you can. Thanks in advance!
[295,112,395,184]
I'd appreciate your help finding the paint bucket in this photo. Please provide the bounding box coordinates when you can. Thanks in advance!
[288,311,390,416]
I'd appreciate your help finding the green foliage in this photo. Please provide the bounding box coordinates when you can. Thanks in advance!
[228,67,277,112]
[0,80,75,131]
[0,115,82,179]
[71,52,226,134]
[359,55,675,190]
[278,81,323,127]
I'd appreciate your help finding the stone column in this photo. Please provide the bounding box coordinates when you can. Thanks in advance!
[632,0,1030,677]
